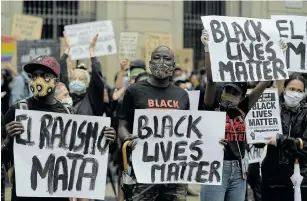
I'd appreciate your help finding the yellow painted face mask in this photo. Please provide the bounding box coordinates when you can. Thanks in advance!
[30,76,56,97]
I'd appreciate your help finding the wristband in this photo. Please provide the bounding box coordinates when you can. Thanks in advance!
[297,138,303,150]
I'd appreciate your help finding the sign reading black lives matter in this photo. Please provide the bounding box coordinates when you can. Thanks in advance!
[271,15,307,73]
[132,109,226,185]
[17,39,60,73]
[201,16,289,82]
[245,88,282,144]
[13,110,110,199]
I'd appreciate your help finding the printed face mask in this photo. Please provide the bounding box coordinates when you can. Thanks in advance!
[30,76,56,97]
[284,91,304,108]
[69,80,86,95]
[150,62,174,79]
[61,97,73,107]
[220,92,240,109]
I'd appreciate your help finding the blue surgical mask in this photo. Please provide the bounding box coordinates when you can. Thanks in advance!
[69,80,86,95]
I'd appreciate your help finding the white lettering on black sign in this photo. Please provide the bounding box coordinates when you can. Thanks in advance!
[132,109,226,185]
[201,16,288,82]
[14,110,110,199]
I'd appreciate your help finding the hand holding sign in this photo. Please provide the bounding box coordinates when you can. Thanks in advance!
[89,34,98,57]
[103,127,116,143]
[5,121,24,138]
[201,29,209,47]
[63,31,71,50]
[264,134,278,146]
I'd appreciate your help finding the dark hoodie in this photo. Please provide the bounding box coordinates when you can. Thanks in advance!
[60,54,105,116]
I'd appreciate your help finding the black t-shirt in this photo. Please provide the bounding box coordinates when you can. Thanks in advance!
[4,97,71,201]
[118,80,190,132]
[204,96,249,160]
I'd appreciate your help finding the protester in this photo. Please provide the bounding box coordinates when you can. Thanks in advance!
[9,70,32,106]
[199,29,270,201]
[3,55,116,201]
[1,112,7,201]
[118,46,189,201]
[55,82,73,107]
[260,74,307,201]
[189,72,200,89]
[61,32,105,116]
[1,68,14,114]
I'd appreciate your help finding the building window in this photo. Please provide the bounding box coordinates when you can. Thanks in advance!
[184,1,225,71]
[23,0,96,39]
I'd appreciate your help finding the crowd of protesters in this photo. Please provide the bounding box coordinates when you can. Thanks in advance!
[1,28,306,201]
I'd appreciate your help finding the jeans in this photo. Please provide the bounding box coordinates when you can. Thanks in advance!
[200,160,246,201]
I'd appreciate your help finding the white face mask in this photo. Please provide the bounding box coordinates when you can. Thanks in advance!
[284,91,304,108]
[61,97,73,107]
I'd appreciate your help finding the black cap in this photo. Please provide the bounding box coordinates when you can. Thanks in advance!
[130,60,146,71]
[223,82,248,96]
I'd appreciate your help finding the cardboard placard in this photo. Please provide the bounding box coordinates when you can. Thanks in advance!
[17,40,61,73]
[271,15,307,73]
[64,20,117,60]
[11,14,43,40]
[201,16,288,82]
[245,88,282,144]
[14,110,110,199]
[174,48,194,71]
[132,109,226,185]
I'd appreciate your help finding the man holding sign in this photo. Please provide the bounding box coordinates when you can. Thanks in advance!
[118,46,190,200]
[3,56,116,201]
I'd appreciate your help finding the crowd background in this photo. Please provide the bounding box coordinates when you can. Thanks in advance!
[1,1,307,201]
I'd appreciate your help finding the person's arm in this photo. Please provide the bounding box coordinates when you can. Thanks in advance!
[9,76,25,105]
[86,34,105,116]
[248,81,271,111]
[60,32,72,89]
[200,30,216,109]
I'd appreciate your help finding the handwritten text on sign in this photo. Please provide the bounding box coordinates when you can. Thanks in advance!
[65,20,117,60]
[13,110,110,200]
[119,32,139,60]
[11,14,43,40]
[245,88,282,143]
[201,16,288,82]
[247,144,266,164]
[132,109,226,185]
[271,15,307,73]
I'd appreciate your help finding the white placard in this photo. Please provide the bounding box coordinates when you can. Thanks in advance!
[247,144,266,164]
[187,90,200,111]
[245,88,282,143]
[201,16,288,82]
[119,32,139,60]
[271,15,307,73]
[285,0,303,9]
[14,110,111,199]
[132,109,226,185]
[64,20,117,60]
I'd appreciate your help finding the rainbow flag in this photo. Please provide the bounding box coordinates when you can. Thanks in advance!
[1,36,16,63]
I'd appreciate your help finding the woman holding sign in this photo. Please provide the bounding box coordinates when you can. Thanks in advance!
[261,74,307,201]
[199,29,271,201]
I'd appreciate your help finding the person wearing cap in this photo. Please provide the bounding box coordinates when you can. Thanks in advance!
[3,55,72,201]
[199,29,271,201]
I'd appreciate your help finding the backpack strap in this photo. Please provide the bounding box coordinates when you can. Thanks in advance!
[18,99,28,110]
